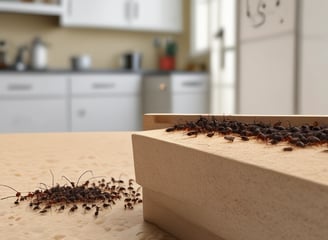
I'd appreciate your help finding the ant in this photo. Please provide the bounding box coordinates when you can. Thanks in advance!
[103,203,111,209]
[207,132,215,138]
[0,184,22,200]
[62,170,94,188]
[69,204,78,213]
[187,130,199,137]
[39,209,48,214]
[224,135,235,142]
[124,202,133,210]
[270,139,279,145]
[166,127,176,132]
[296,141,306,148]
[33,205,40,211]
[94,206,100,217]
[241,136,249,141]
[283,147,293,151]
[85,206,91,211]
[57,205,65,211]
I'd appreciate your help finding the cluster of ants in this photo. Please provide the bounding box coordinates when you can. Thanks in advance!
[166,116,328,151]
[0,170,142,217]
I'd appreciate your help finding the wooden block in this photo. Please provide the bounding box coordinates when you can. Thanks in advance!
[143,113,328,130]
[133,115,328,240]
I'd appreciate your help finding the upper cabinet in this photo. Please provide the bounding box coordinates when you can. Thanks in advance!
[0,0,63,16]
[129,0,182,32]
[61,0,182,33]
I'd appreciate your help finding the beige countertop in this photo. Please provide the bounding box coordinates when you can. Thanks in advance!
[0,132,176,240]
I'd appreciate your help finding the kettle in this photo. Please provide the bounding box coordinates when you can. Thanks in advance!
[30,37,48,70]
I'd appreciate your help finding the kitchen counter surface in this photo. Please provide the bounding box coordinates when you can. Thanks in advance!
[0,69,207,75]
[0,132,176,240]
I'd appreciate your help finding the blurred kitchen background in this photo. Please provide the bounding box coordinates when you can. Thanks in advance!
[0,0,327,133]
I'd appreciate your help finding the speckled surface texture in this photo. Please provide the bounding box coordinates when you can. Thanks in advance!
[0,132,176,240]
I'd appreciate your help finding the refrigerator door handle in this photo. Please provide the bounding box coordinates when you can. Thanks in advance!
[216,27,225,69]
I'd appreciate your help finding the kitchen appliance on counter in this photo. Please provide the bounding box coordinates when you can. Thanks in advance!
[13,46,28,71]
[0,40,8,70]
[30,36,48,70]
[71,55,92,71]
[120,51,142,71]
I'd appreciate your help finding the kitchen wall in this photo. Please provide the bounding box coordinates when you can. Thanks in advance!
[0,0,192,70]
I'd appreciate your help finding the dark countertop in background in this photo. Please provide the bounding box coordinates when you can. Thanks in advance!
[0,69,208,75]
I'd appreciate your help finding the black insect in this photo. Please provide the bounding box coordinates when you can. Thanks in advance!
[166,127,176,132]
[283,147,293,151]
[94,206,100,217]
[187,130,199,137]
[1,172,143,217]
[241,136,249,141]
[69,204,78,213]
[207,132,215,137]
[0,184,22,200]
[164,116,328,150]
[224,135,235,142]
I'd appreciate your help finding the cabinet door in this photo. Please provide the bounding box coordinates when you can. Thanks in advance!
[131,0,182,32]
[61,0,129,28]
[71,97,141,131]
[70,74,142,131]
[0,74,68,133]
[0,99,68,133]
[61,0,182,32]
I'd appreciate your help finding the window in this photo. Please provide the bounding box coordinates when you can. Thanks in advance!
[190,0,210,55]
[191,0,237,114]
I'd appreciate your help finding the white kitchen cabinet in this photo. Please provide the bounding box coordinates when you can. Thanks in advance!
[70,73,142,131]
[129,0,182,32]
[61,0,182,32]
[0,74,68,133]
[0,0,63,16]
[61,0,127,28]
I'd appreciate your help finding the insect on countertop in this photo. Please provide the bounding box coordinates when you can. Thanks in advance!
[165,116,328,150]
[0,170,143,217]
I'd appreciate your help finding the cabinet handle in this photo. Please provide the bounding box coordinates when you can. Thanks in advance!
[67,0,73,17]
[133,2,139,19]
[125,0,132,21]
[182,81,203,87]
[92,82,115,90]
[159,83,166,91]
[7,84,32,91]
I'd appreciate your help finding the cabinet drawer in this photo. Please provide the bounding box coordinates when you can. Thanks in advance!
[71,74,141,95]
[0,75,67,96]
[171,74,209,93]
[0,99,68,133]
[143,74,209,94]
